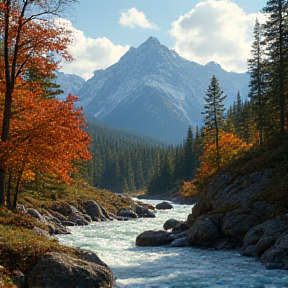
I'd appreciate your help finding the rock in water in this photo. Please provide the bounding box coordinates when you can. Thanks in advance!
[28,252,114,288]
[163,218,180,230]
[136,230,173,246]
[156,201,173,210]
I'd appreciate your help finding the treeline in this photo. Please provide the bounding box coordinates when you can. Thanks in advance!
[80,121,199,194]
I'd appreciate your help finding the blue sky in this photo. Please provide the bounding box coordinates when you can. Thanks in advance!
[60,0,268,80]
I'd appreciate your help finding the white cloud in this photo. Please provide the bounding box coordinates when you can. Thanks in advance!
[57,19,130,80]
[170,0,266,72]
[119,8,158,30]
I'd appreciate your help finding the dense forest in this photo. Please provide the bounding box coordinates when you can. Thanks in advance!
[81,90,251,196]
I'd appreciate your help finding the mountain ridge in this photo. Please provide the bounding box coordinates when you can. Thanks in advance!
[57,37,250,144]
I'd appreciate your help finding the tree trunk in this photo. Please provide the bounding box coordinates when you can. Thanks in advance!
[0,169,5,205]
[7,173,12,208]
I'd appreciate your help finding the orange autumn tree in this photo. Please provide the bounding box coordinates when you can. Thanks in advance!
[180,130,252,197]
[0,0,77,205]
[4,90,91,208]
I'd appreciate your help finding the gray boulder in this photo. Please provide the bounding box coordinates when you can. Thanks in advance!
[117,208,138,219]
[260,234,288,270]
[243,219,288,259]
[133,205,156,218]
[78,249,109,268]
[187,215,219,247]
[83,200,107,221]
[136,230,173,247]
[171,237,188,247]
[67,213,90,226]
[28,252,114,288]
[156,201,173,210]
[163,218,180,230]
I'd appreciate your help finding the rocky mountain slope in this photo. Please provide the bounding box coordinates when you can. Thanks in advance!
[68,37,250,144]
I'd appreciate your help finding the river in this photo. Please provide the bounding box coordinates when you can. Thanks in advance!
[58,200,288,288]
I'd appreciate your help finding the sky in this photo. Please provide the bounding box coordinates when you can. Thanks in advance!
[60,0,268,80]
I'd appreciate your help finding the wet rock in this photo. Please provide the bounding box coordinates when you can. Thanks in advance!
[172,221,189,233]
[61,221,75,226]
[243,219,288,259]
[171,237,188,247]
[260,234,288,270]
[221,213,261,239]
[117,208,138,218]
[83,200,107,221]
[256,236,276,257]
[28,252,114,288]
[242,245,256,257]
[78,249,109,268]
[187,215,219,247]
[156,201,173,210]
[136,230,173,247]
[163,218,180,230]
[67,213,90,226]
[243,222,268,250]
[133,205,156,218]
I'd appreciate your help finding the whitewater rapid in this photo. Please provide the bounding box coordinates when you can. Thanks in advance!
[58,200,288,288]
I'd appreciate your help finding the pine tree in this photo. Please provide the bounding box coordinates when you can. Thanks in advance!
[202,75,227,169]
[248,18,266,145]
[262,0,288,133]
[183,126,195,181]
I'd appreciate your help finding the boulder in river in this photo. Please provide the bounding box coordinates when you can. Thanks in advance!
[187,215,220,247]
[136,230,174,246]
[156,201,173,210]
[133,205,156,218]
[163,218,180,230]
[260,234,288,270]
[117,208,138,218]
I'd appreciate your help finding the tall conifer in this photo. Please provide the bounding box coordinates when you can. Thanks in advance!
[262,0,288,133]
[248,19,266,145]
[202,75,227,170]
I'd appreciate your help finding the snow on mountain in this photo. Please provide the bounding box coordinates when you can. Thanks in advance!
[55,71,85,100]
[64,37,250,144]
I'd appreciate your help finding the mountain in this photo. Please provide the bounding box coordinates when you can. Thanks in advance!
[72,37,251,144]
[55,71,85,100]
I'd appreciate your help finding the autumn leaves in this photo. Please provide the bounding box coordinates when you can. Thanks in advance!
[0,1,90,207]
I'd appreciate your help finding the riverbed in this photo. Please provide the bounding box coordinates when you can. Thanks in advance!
[58,200,288,288]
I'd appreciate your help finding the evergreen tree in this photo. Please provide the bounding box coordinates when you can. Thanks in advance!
[202,75,227,169]
[183,126,195,181]
[262,0,288,133]
[248,18,266,145]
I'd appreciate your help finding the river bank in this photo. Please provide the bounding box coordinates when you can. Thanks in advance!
[58,200,288,288]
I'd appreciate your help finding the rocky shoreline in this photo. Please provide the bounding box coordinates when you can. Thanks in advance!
[5,161,288,288]
[136,169,288,271]
[5,197,159,288]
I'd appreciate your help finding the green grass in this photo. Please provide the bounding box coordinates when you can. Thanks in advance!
[0,181,135,286]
